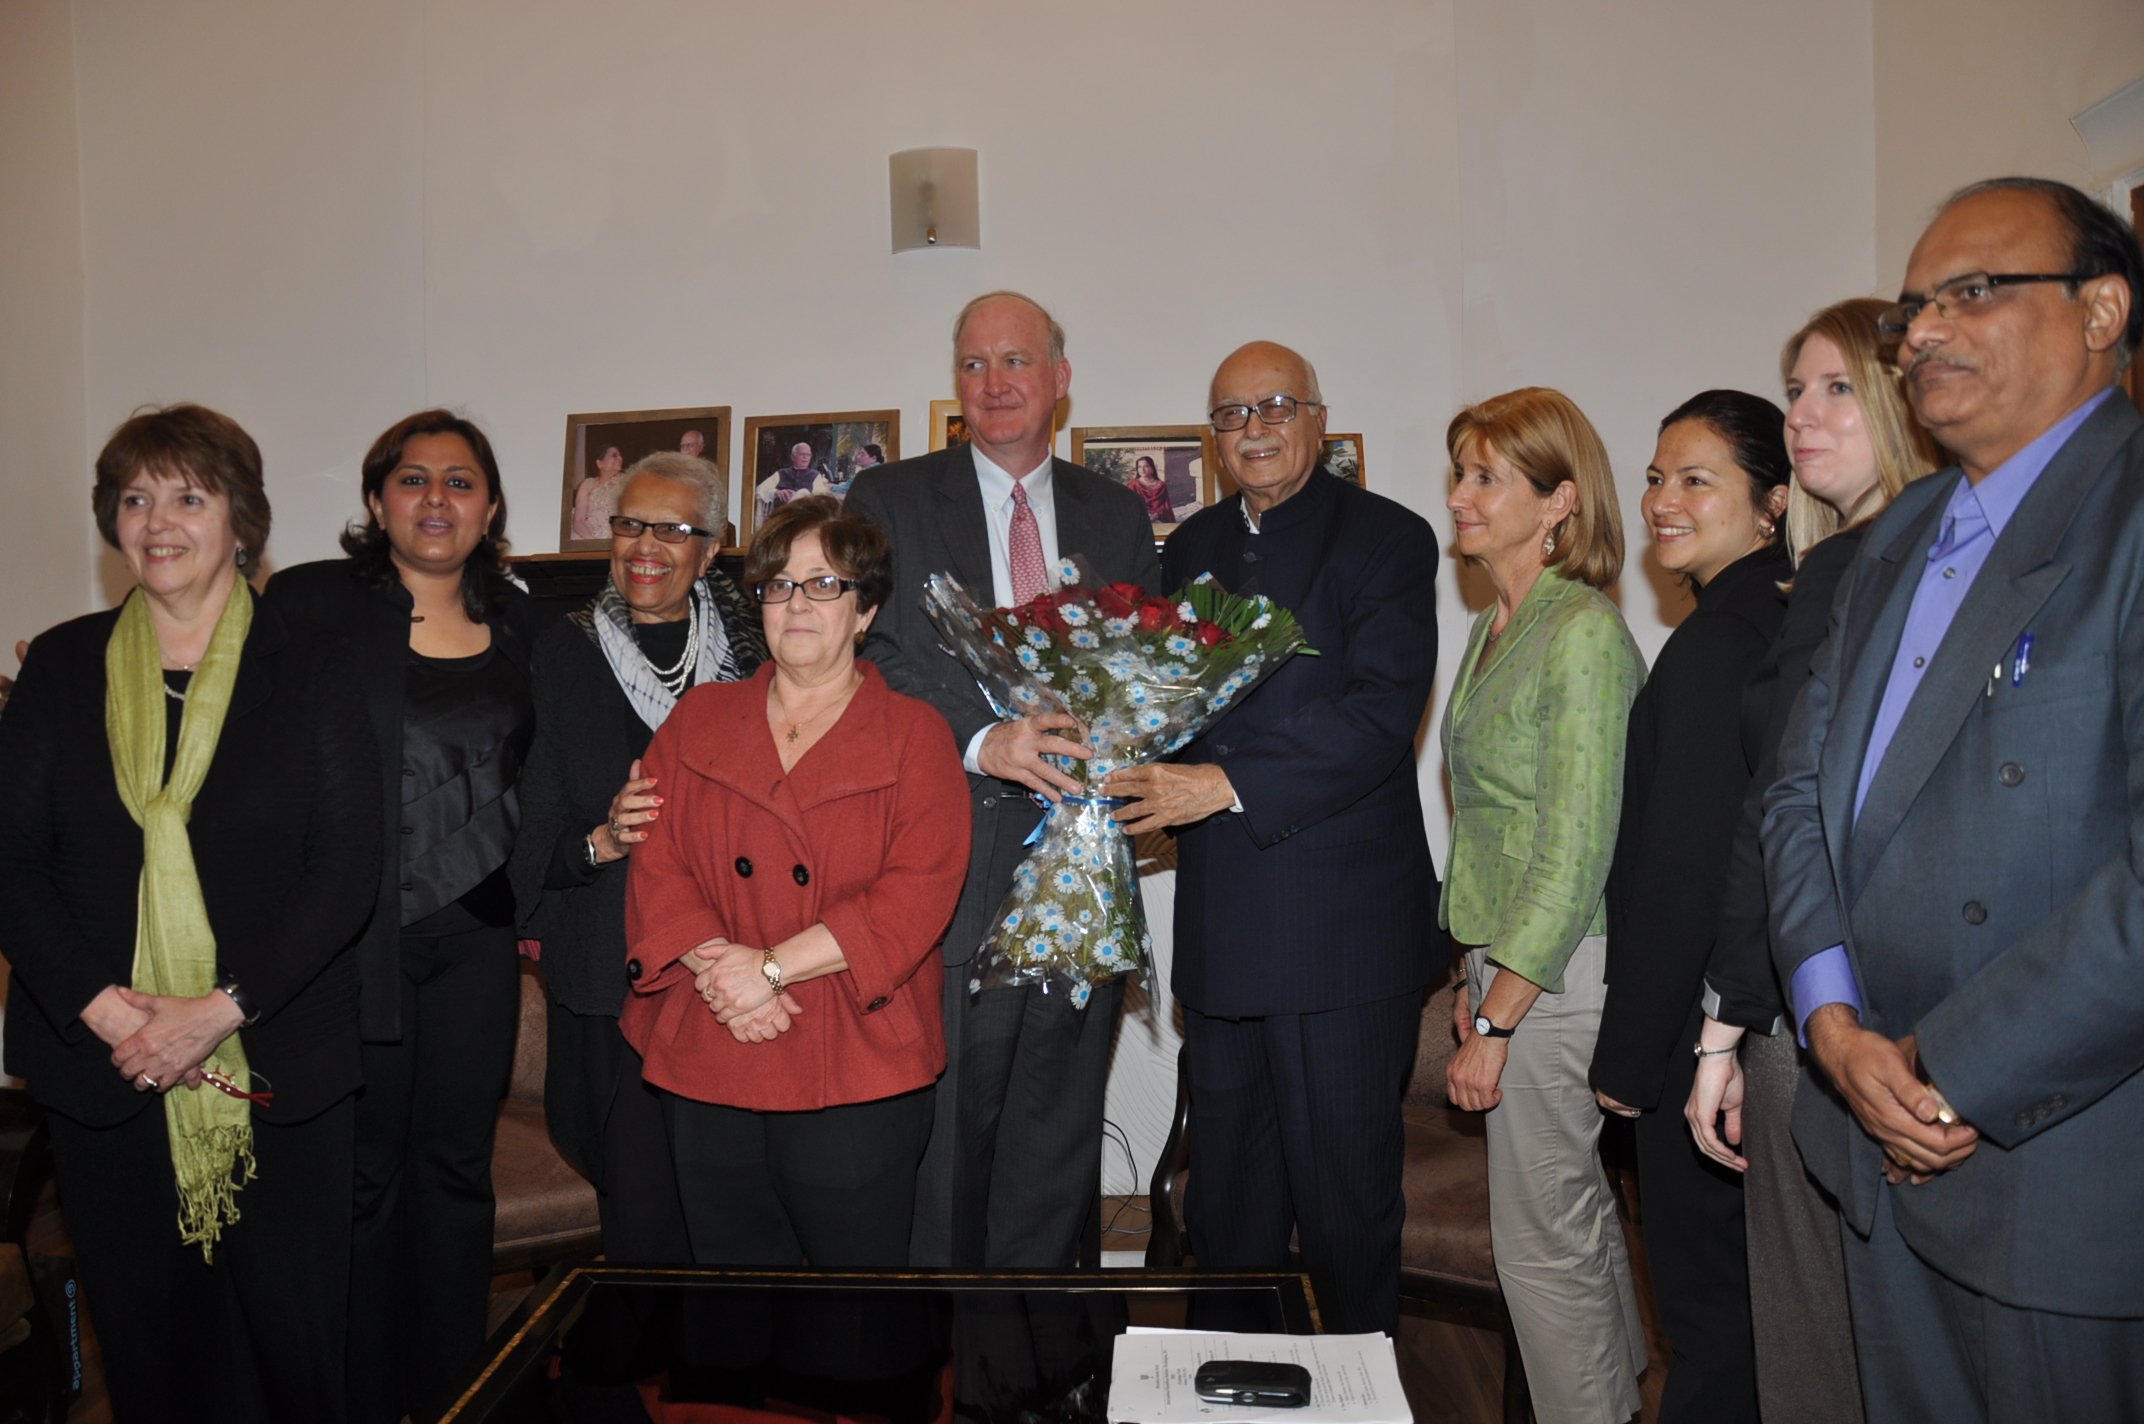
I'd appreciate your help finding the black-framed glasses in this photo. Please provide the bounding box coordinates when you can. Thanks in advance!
[610,515,716,544]
[754,575,859,604]
[1209,394,1323,432]
[1877,271,2087,340]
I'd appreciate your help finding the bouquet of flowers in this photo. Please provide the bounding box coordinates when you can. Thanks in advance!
[922,560,1313,1006]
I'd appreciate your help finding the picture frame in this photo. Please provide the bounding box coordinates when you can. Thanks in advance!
[930,399,969,452]
[559,406,731,552]
[1322,433,1367,487]
[1067,425,1217,537]
[739,410,900,545]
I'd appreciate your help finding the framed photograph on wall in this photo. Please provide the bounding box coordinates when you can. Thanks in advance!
[1067,425,1216,537]
[559,406,730,552]
[930,399,969,452]
[739,410,900,543]
[1322,433,1367,487]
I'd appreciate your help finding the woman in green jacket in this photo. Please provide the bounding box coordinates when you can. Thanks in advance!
[1442,387,1648,1423]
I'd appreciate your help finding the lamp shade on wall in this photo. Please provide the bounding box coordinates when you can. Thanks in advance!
[889,147,979,252]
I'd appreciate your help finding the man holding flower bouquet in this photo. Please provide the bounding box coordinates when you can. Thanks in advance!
[1106,342,1443,1336]
[846,291,1161,1268]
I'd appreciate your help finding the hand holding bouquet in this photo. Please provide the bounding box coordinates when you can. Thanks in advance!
[922,561,1312,1005]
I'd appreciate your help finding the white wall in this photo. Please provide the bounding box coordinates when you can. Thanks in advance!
[1874,0,2144,287]
[0,0,92,647]
[71,0,431,601]
[0,0,93,1067]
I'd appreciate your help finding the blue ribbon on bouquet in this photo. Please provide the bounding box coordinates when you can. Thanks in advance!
[1024,792,1131,845]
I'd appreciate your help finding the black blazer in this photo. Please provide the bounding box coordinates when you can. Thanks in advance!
[1592,543,1790,1109]
[0,595,381,1126]
[845,446,1162,966]
[1163,472,1444,1018]
[1702,529,1867,1029]
[263,559,542,1040]
[507,579,766,1018]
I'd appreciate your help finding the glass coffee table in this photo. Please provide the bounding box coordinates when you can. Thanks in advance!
[440,1266,1321,1423]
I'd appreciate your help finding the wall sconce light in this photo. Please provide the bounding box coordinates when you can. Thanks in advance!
[890,148,979,253]
[2072,75,2144,175]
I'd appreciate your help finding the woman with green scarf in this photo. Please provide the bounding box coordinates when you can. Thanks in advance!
[0,404,380,1421]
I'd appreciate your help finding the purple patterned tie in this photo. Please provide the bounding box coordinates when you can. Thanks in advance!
[1009,479,1048,605]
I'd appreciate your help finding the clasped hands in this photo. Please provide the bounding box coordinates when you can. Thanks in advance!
[1805,1004,1978,1184]
[83,982,245,1094]
[681,939,802,1046]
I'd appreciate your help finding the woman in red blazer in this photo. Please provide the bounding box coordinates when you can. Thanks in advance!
[621,495,971,1265]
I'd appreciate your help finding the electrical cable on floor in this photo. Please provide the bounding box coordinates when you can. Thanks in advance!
[1099,1118,1150,1242]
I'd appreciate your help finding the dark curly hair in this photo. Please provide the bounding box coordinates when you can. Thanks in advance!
[745,494,893,615]
[339,409,516,621]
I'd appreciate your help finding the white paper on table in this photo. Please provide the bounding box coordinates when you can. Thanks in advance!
[1104,1330,1411,1424]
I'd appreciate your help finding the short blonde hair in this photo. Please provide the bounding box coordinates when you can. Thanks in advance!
[1779,298,1943,560]
[1445,387,1624,589]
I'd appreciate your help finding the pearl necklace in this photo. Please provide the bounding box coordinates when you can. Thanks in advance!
[161,652,199,703]
[643,594,701,696]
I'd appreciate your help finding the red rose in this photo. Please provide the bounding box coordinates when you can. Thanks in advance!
[1194,622,1229,648]
[1135,604,1167,632]
[1027,601,1069,634]
[1095,585,1137,619]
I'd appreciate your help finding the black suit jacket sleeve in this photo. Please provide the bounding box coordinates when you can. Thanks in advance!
[1704,531,1863,1028]
[1166,504,1438,848]
[1593,568,1783,1109]
[237,645,382,1022]
[844,468,997,749]
[0,631,113,1037]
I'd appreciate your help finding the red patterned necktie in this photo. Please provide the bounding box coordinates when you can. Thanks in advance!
[1009,478,1048,605]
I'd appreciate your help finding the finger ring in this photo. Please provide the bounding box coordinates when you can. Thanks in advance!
[139,1073,158,1089]
[609,818,625,839]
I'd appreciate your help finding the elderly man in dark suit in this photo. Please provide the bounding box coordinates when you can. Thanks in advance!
[1764,177,2144,1420]
[1106,341,1443,1335]
[846,291,1160,1267]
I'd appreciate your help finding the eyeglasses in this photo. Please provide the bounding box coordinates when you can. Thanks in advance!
[610,515,716,543]
[1208,394,1323,432]
[1877,271,2087,340]
[754,575,859,604]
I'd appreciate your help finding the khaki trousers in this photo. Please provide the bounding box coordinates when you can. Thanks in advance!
[1467,936,1646,1424]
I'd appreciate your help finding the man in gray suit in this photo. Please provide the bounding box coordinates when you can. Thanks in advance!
[1764,177,2144,1419]
[847,292,1161,1266]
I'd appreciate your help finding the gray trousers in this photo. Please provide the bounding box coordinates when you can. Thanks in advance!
[1740,1026,1863,1423]
[1468,936,1646,1424]
[1845,1185,2144,1422]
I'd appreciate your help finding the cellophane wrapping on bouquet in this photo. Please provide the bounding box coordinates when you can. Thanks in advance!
[921,561,1314,1007]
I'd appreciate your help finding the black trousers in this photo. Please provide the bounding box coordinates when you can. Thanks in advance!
[666,1085,935,1267]
[936,974,1125,1268]
[347,924,520,1424]
[1181,990,1421,1336]
[1632,1006,1759,1424]
[49,1093,354,1424]
[544,1000,689,1264]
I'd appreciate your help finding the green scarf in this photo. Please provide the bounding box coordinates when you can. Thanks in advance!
[105,583,257,1261]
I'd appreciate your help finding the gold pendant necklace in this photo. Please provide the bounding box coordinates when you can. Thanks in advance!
[770,672,860,745]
